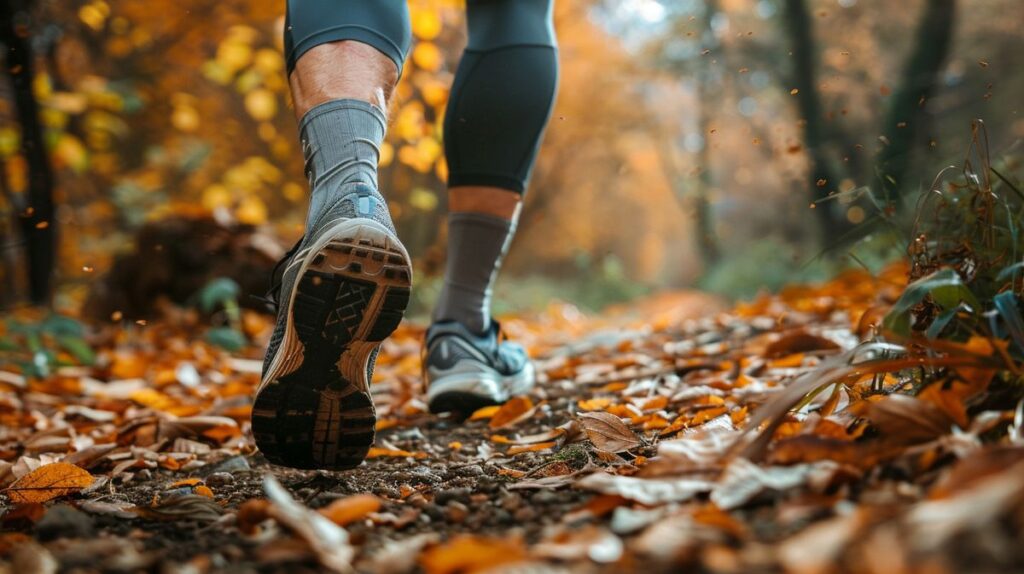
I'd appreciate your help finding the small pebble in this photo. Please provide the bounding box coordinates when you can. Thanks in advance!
[446,501,469,524]
[205,472,235,487]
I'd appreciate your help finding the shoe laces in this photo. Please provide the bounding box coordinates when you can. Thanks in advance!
[251,238,302,315]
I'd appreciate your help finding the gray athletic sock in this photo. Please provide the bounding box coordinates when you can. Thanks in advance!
[433,212,516,334]
[298,99,387,232]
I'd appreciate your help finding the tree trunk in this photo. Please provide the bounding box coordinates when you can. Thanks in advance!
[1,0,56,305]
[782,0,849,239]
[692,0,721,267]
[876,0,956,194]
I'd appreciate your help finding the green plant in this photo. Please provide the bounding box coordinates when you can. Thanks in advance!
[0,314,95,378]
[191,278,247,351]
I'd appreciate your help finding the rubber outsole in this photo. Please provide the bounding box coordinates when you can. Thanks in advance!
[428,391,503,418]
[252,223,411,470]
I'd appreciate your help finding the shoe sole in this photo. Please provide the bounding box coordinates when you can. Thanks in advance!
[427,364,536,416]
[252,219,411,470]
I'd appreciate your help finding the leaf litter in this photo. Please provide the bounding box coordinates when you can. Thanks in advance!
[2,264,1024,571]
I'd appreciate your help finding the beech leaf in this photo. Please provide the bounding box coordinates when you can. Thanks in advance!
[578,412,641,453]
[5,462,95,504]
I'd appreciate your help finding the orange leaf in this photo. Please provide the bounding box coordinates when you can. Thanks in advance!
[318,493,381,526]
[6,462,94,504]
[366,447,427,459]
[769,353,806,369]
[489,396,535,429]
[507,441,557,455]
[419,535,527,574]
[469,405,500,421]
[578,398,613,411]
[237,499,272,535]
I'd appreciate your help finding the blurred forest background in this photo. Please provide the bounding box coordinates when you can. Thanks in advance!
[0,0,1020,316]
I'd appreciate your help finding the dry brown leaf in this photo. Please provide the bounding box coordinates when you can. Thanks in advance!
[237,499,272,535]
[135,494,224,523]
[318,494,382,526]
[418,534,527,574]
[158,416,239,443]
[578,412,641,453]
[5,462,95,504]
[765,329,841,358]
[264,475,354,573]
[864,394,954,444]
[489,396,535,429]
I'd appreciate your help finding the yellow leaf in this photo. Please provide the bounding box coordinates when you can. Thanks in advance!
[201,184,232,210]
[236,195,268,225]
[411,9,443,41]
[6,462,95,504]
[578,398,612,411]
[244,89,277,121]
[216,39,253,73]
[412,42,443,73]
[409,187,438,211]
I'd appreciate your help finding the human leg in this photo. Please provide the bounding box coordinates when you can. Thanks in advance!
[426,0,559,413]
[252,0,413,470]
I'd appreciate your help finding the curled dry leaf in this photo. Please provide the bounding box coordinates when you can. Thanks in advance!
[710,458,842,510]
[318,494,382,526]
[489,396,536,429]
[578,412,641,453]
[532,525,624,563]
[237,498,272,535]
[764,329,841,358]
[507,441,558,455]
[263,475,354,573]
[655,415,738,471]
[366,447,427,459]
[158,416,240,443]
[135,494,224,523]
[5,462,95,504]
[864,394,954,444]
[576,472,714,505]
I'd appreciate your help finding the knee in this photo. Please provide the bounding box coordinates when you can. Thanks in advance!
[465,0,556,51]
[285,0,412,75]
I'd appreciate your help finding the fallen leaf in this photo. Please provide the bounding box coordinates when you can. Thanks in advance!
[319,494,382,526]
[468,405,500,421]
[363,533,440,574]
[489,396,536,429]
[864,394,954,444]
[5,462,95,504]
[507,441,557,455]
[532,526,624,563]
[264,475,354,573]
[366,447,427,459]
[576,472,714,505]
[578,412,641,453]
[765,330,841,358]
[710,458,841,510]
[135,494,223,523]
[418,534,527,574]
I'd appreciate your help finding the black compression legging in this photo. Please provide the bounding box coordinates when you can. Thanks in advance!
[284,0,558,194]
